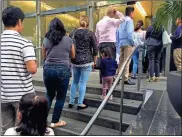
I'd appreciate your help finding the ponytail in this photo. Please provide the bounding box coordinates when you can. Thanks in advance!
[79,15,89,28]
[80,21,87,28]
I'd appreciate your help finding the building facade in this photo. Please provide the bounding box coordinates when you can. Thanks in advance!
[0,0,169,69]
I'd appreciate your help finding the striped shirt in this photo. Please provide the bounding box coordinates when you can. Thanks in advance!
[1,30,36,103]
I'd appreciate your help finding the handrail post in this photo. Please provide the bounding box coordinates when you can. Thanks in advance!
[119,71,125,135]
[80,46,138,136]
[137,46,143,92]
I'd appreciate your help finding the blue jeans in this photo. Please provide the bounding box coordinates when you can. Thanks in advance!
[132,50,139,76]
[70,66,92,105]
[43,64,70,123]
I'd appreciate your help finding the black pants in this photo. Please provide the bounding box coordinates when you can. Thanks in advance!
[148,46,162,77]
[99,42,116,83]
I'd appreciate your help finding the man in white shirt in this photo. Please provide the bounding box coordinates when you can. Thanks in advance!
[1,6,37,134]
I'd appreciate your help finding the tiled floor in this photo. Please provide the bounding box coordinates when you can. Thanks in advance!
[125,91,181,135]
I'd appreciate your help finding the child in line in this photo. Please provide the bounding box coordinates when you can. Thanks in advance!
[4,93,54,136]
[100,49,118,100]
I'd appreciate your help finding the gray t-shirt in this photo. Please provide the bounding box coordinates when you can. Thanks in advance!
[43,36,72,68]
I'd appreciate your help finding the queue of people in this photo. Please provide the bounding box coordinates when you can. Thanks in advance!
[1,5,181,136]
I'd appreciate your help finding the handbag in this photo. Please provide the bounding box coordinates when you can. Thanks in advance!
[70,29,77,63]
[71,29,77,45]
[162,28,172,48]
[95,56,101,70]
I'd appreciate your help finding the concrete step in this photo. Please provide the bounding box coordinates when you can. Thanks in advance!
[74,93,142,115]
[47,115,121,136]
[49,102,136,131]
[35,86,142,115]
[68,85,144,101]
[33,79,144,101]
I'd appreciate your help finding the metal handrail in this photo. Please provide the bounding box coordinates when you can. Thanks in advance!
[34,47,42,50]
[80,46,138,136]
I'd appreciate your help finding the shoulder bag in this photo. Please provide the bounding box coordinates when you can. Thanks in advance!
[162,27,172,49]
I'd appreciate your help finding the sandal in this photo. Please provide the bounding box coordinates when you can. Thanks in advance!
[154,77,159,82]
[147,77,155,82]
[50,121,67,128]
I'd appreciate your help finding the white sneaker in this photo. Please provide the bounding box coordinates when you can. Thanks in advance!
[109,95,113,100]
[50,123,55,128]
[100,95,106,100]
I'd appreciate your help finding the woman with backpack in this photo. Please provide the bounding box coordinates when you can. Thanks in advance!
[145,19,163,82]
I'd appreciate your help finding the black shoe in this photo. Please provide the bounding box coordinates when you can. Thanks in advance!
[100,79,102,84]
[68,104,74,108]
[124,79,135,85]
[131,75,137,79]
[77,104,88,110]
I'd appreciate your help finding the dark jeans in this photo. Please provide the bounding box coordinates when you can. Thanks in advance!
[43,64,70,123]
[99,42,116,83]
[148,46,162,77]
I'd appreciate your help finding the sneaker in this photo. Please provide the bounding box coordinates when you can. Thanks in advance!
[154,77,159,82]
[147,77,155,82]
[100,95,106,100]
[124,79,135,85]
[109,95,113,100]
[131,75,137,79]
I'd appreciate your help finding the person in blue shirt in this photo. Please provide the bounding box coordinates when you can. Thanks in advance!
[116,7,135,85]
[100,49,118,100]
[171,17,182,71]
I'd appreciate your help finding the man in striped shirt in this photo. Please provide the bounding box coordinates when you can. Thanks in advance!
[1,6,37,134]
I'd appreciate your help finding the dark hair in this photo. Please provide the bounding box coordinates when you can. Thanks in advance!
[45,18,66,46]
[2,6,25,27]
[16,93,48,136]
[125,7,134,16]
[135,20,144,31]
[101,49,110,58]
[178,17,182,21]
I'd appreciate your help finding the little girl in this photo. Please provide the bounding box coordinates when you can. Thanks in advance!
[100,49,118,100]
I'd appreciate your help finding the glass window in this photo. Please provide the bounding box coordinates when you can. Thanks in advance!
[41,10,86,39]
[22,18,37,46]
[93,1,164,31]
[41,1,87,12]
[10,1,36,13]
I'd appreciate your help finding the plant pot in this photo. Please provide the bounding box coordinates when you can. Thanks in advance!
[167,71,182,117]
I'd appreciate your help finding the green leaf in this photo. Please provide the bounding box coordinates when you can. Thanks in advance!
[154,1,182,31]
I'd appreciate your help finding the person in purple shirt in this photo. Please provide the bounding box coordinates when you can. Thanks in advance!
[100,49,118,100]
[171,17,182,71]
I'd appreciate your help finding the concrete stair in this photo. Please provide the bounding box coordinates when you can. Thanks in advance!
[33,80,144,135]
